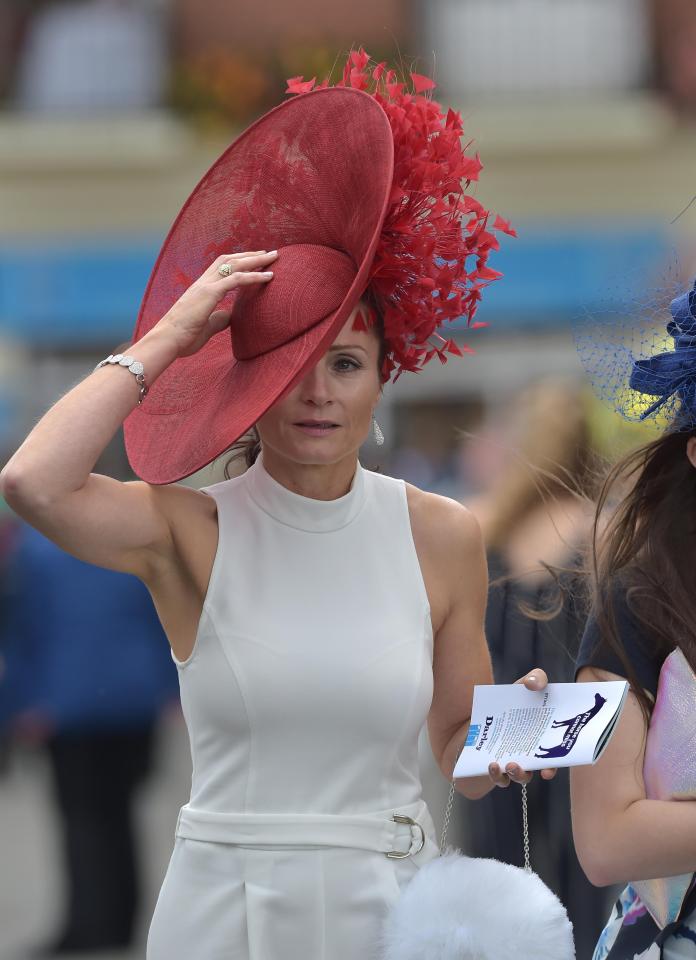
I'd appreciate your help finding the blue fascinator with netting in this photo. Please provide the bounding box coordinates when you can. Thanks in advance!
[574,273,696,433]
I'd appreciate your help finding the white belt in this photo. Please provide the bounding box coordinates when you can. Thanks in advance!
[175,797,438,864]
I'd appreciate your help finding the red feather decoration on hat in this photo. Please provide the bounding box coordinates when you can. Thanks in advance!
[286,48,515,381]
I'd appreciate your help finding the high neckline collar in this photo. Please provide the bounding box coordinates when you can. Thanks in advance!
[245,453,367,532]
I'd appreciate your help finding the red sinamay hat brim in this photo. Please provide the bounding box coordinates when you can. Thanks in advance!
[123,87,394,484]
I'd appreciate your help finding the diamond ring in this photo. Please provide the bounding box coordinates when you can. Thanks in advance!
[218,262,232,277]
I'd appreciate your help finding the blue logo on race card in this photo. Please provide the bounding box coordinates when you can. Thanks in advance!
[465,724,481,747]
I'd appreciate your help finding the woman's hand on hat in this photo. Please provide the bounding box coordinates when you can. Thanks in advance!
[157,250,278,358]
[488,668,558,788]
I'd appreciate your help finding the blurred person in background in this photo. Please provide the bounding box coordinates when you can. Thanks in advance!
[464,378,614,960]
[0,431,179,957]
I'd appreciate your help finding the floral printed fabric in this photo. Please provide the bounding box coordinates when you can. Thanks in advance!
[593,885,696,959]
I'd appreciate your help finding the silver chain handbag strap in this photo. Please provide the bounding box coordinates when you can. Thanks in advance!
[439,779,531,871]
[521,782,531,871]
[439,780,456,854]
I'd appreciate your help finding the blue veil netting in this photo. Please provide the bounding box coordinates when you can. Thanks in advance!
[572,262,696,434]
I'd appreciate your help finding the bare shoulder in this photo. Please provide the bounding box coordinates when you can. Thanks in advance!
[143,477,215,510]
[124,480,220,661]
[403,482,486,631]
[404,481,483,562]
[131,479,218,580]
[141,478,216,527]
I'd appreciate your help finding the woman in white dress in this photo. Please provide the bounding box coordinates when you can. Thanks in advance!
[0,53,554,959]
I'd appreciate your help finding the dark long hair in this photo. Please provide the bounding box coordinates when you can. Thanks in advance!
[588,427,696,719]
[222,289,388,477]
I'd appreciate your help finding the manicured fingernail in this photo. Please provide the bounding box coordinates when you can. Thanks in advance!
[261,271,274,277]
[267,249,278,255]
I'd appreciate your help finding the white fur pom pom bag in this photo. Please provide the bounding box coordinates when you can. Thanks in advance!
[378,784,575,960]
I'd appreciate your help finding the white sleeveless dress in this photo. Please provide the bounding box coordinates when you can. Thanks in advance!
[146,454,441,960]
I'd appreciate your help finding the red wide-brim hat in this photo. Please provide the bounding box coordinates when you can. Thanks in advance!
[123,87,394,484]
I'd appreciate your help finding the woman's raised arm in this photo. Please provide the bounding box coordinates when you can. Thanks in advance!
[0,250,277,581]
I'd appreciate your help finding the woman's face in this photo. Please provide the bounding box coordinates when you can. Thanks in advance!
[256,305,382,466]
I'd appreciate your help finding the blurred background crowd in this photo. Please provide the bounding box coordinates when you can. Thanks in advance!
[1,1,695,958]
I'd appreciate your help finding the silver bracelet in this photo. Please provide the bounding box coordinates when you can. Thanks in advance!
[93,353,149,405]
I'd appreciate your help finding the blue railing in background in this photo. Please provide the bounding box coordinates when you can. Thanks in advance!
[0,238,159,346]
[460,222,673,326]
[0,223,673,345]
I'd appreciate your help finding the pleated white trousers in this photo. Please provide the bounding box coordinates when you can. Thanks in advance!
[146,825,432,960]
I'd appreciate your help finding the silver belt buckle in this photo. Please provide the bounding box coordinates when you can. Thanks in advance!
[386,813,425,859]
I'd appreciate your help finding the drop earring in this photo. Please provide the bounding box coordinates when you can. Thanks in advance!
[372,415,385,446]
